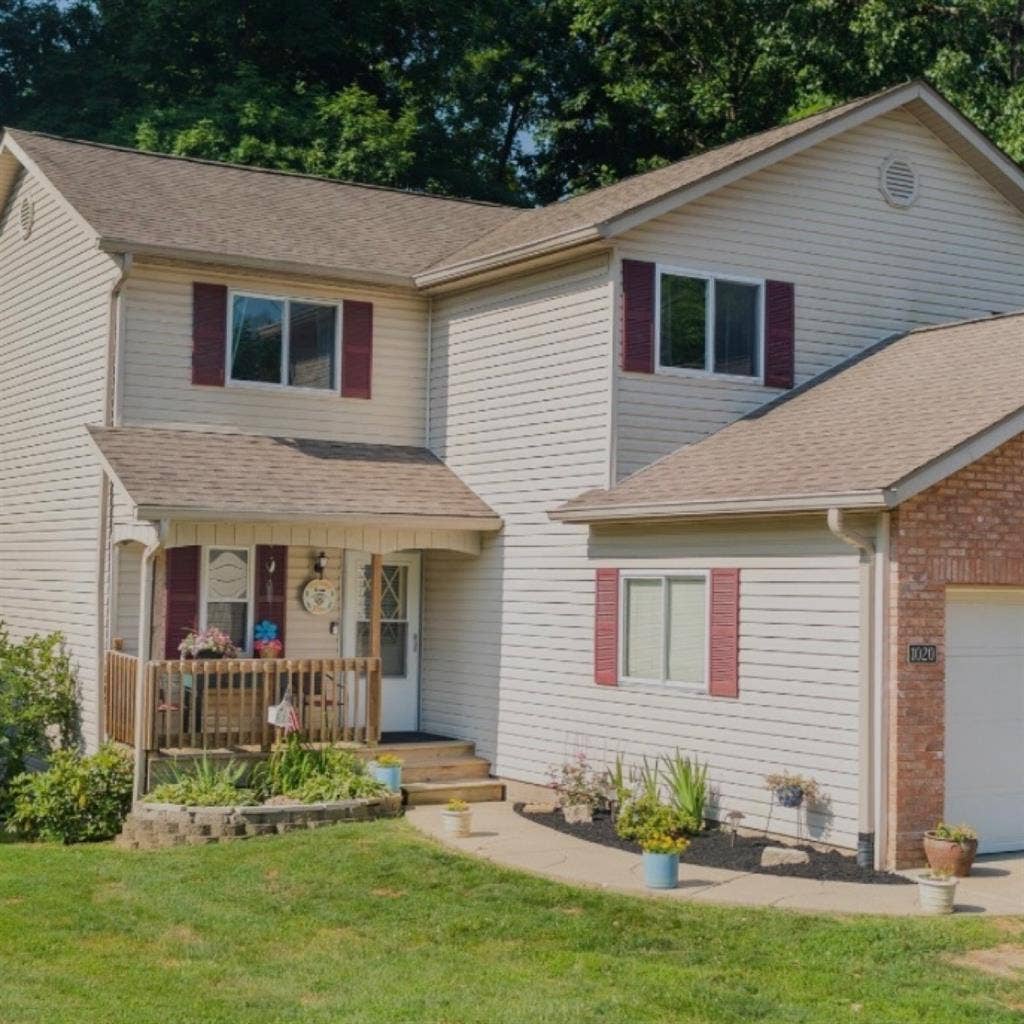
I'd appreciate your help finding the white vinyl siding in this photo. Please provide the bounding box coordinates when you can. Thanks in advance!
[0,164,119,747]
[119,261,427,444]
[615,108,1024,478]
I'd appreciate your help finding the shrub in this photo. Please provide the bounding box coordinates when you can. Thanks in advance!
[662,751,708,833]
[615,793,688,845]
[290,772,385,803]
[250,735,382,803]
[6,744,132,843]
[0,626,79,810]
[146,757,258,807]
[548,751,609,808]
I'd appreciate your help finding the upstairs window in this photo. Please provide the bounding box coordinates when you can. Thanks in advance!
[230,292,339,391]
[658,270,762,379]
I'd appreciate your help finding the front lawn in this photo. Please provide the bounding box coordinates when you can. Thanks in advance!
[0,820,1020,1023]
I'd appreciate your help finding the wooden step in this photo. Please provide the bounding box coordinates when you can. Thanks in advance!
[401,778,505,805]
[363,740,476,766]
[401,755,491,784]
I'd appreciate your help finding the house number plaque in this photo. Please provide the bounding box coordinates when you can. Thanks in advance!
[907,644,937,664]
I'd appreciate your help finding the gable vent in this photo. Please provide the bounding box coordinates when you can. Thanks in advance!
[19,196,35,239]
[880,155,918,208]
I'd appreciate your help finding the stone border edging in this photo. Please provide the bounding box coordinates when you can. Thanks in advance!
[115,792,403,849]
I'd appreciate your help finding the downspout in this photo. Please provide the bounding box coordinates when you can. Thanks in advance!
[826,507,876,868]
[131,523,165,802]
[94,254,132,750]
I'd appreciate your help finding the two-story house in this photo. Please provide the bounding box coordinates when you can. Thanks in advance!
[1,80,1022,868]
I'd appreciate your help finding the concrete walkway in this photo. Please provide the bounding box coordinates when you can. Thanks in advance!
[407,801,1024,917]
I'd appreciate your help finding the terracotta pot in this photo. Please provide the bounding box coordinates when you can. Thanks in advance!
[923,833,978,877]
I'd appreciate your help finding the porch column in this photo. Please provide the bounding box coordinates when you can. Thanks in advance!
[131,540,160,802]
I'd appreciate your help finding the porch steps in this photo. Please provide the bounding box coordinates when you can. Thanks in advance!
[372,738,504,805]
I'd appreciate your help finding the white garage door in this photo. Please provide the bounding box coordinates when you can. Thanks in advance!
[945,589,1024,854]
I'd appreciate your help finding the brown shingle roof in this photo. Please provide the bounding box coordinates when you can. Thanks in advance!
[555,313,1024,521]
[87,426,501,527]
[8,129,521,283]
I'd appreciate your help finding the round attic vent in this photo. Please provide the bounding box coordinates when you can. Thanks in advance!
[19,196,35,239]
[880,155,918,208]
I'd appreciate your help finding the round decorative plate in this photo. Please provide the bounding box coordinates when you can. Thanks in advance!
[302,578,338,616]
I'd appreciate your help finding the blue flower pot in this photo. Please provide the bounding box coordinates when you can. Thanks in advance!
[371,763,402,793]
[775,785,804,808]
[642,851,679,889]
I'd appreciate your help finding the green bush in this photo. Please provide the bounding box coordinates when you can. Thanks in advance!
[615,793,688,845]
[6,744,132,843]
[250,734,384,803]
[0,626,79,810]
[146,757,258,807]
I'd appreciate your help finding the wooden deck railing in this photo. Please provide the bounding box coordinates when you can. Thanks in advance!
[103,652,382,751]
[104,650,139,745]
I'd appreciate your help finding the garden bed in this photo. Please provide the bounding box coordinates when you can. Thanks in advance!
[514,804,911,885]
[116,793,403,850]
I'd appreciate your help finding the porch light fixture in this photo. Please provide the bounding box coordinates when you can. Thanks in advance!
[314,551,328,578]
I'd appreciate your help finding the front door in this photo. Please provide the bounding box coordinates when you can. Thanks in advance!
[343,552,421,733]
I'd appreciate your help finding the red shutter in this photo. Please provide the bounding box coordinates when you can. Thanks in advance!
[621,259,655,373]
[254,545,287,651]
[764,280,795,389]
[709,568,740,698]
[341,300,373,398]
[594,568,620,686]
[192,283,227,387]
[164,546,201,659]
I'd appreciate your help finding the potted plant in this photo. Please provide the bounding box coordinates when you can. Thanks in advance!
[640,832,690,890]
[369,753,403,792]
[441,798,472,837]
[548,751,608,824]
[764,771,820,809]
[253,620,283,659]
[178,627,239,661]
[923,822,979,877]
[916,868,958,914]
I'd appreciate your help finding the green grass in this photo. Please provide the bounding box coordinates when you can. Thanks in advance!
[0,820,1021,1023]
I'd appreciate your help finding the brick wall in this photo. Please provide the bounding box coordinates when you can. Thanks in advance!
[887,432,1024,867]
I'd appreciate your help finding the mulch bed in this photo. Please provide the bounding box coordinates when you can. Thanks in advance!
[513,804,911,885]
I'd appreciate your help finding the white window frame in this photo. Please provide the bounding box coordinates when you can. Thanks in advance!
[618,569,710,690]
[199,545,255,655]
[654,265,766,383]
[227,288,342,394]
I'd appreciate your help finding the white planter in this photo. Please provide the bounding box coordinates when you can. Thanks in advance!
[562,803,593,825]
[917,873,958,914]
[441,809,472,838]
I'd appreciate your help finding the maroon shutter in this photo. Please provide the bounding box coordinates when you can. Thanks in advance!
[764,280,795,389]
[192,283,227,386]
[341,300,373,398]
[709,568,740,698]
[594,568,620,686]
[164,546,201,659]
[254,545,287,651]
[621,259,655,373]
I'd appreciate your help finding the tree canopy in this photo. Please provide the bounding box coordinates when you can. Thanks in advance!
[2,1,1022,206]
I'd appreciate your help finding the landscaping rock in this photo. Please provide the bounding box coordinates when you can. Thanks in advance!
[522,802,558,814]
[760,846,811,867]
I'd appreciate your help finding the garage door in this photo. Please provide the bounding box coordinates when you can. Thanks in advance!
[945,589,1024,854]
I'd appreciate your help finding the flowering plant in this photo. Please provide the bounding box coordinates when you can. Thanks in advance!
[178,627,239,659]
[254,638,283,657]
[640,831,690,856]
[548,751,609,809]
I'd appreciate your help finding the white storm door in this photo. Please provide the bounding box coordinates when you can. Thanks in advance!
[343,552,421,734]
[945,588,1024,854]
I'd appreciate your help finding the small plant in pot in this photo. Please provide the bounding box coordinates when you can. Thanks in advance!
[549,751,608,824]
[441,798,472,838]
[640,831,690,890]
[923,822,978,878]
[764,772,820,809]
[916,867,958,915]
[369,753,403,793]
[178,627,239,661]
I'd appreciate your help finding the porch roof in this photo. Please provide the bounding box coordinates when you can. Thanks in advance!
[87,425,502,531]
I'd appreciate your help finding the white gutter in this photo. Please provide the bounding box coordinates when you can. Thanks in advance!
[133,507,503,532]
[826,508,877,868]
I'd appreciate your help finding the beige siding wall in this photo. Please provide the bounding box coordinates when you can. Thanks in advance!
[112,543,142,654]
[285,546,341,659]
[614,109,1024,478]
[0,165,118,747]
[423,254,614,763]
[119,261,427,444]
